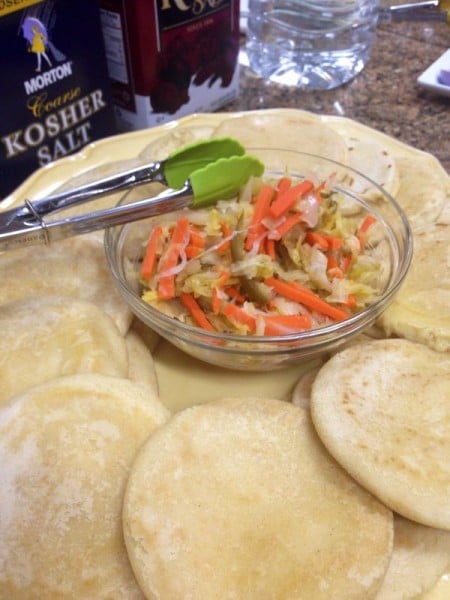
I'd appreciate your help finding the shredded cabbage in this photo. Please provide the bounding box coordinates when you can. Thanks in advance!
[139,172,389,336]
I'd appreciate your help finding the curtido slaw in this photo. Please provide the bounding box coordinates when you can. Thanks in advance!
[139,172,386,337]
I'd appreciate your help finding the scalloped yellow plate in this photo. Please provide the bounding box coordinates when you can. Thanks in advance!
[1,108,449,599]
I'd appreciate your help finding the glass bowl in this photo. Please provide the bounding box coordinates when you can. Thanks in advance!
[105,149,412,371]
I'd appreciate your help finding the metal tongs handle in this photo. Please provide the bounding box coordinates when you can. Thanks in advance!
[0,185,194,251]
[380,0,450,23]
[0,161,166,229]
[0,136,247,238]
[0,138,266,252]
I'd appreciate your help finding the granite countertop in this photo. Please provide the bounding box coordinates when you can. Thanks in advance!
[225,4,450,173]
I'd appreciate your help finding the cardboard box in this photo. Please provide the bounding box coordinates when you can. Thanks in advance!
[99,0,240,132]
[0,0,118,199]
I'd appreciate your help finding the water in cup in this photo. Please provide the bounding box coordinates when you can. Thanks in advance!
[246,0,380,90]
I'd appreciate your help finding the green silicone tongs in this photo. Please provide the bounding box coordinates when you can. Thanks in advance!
[0,137,264,252]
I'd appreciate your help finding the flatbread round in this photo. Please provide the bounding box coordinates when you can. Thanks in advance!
[310,338,450,529]
[153,340,319,412]
[377,223,450,352]
[0,234,132,335]
[423,574,450,599]
[291,365,322,410]
[437,198,450,225]
[345,138,400,200]
[212,112,349,173]
[139,125,216,161]
[376,515,450,600]
[0,374,170,599]
[123,397,393,600]
[0,295,129,408]
[393,156,448,228]
[291,335,371,410]
[125,329,159,395]
[130,316,161,353]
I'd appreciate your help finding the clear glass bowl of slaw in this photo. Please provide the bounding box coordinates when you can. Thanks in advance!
[105,148,412,371]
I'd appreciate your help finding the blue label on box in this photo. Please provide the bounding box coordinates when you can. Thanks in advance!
[0,0,117,198]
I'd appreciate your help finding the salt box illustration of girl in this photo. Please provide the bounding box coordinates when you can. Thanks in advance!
[30,22,51,71]
[21,17,65,72]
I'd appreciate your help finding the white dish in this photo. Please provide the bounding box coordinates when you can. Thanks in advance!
[417,48,450,98]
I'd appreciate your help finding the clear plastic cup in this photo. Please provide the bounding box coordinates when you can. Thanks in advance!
[246,0,380,90]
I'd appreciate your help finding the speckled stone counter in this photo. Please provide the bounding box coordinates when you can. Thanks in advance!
[225,4,450,173]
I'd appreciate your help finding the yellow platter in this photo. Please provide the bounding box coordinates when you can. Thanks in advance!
[1,108,449,599]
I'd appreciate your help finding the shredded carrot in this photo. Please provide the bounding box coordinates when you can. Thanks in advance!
[264,277,349,321]
[327,254,339,270]
[189,225,205,248]
[306,232,342,251]
[322,233,343,250]
[357,215,377,247]
[327,252,344,279]
[327,266,344,279]
[272,212,303,239]
[157,217,190,300]
[222,302,256,332]
[224,285,246,303]
[180,292,215,331]
[216,270,231,287]
[216,221,232,253]
[343,294,357,308]
[141,225,163,280]
[157,277,174,301]
[185,245,202,258]
[341,254,353,273]
[305,231,329,251]
[358,215,377,235]
[270,180,314,219]
[265,237,276,260]
[275,176,292,197]
[245,184,273,251]
[211,287,222,315]
[262,314,312,335]
[253,183,274,218]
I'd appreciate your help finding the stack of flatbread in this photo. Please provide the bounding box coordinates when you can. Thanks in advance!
[0,109,448,599]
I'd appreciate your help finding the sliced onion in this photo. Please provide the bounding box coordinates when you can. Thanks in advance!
[255,315,266,336]
[157,251,188,279]
[247,231,269,257]
[269,296,309,316]
[296,195,319,228]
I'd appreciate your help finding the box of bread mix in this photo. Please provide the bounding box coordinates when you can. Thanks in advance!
[98,0,240,132]
[0,0,118,199]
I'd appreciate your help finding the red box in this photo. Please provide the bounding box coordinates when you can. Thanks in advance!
[99,0,240,131]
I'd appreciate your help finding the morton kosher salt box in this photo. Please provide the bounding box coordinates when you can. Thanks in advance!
[98,0,240,132]
[0,0,118,199]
